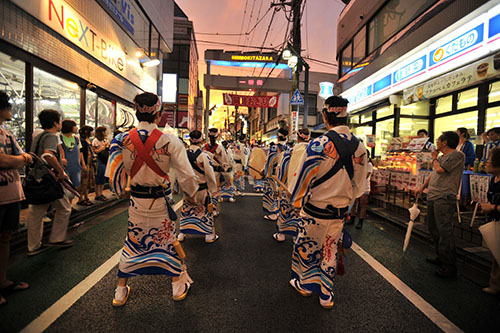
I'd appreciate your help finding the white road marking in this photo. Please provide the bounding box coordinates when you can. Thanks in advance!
[22,200,184,333]
[351,242,463,333]
[241,193,263,196]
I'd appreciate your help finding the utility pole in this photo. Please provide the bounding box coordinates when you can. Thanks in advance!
[272,0,308,131]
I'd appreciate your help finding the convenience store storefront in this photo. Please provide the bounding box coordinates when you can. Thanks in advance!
[342,2,500,158]
[0,0,163,150]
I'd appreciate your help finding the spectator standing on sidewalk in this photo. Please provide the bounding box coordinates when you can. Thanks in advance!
[417,129,436,151]
[27,109,73,256]
[93,126,109,201]
[60,120,82,193]
[479,147,500,296]
[481,127,500,164]
[416,131,465,278]
[0,91,32,306]
[77,126,94,206]
[456,127,475,169]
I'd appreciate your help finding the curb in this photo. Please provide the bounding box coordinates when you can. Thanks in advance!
[10,198,127,254]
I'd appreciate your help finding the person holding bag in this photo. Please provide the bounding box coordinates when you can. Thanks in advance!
[0,91,32,306]
[26,109,73,256]
[77,126,95,206]
[92,126,109,201]
[479,147,500,295]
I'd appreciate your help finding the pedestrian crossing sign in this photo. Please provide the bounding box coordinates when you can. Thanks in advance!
[290,89,304,105]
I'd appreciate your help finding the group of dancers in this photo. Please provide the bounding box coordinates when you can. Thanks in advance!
[106,92,368,309]
[257,95,368,309]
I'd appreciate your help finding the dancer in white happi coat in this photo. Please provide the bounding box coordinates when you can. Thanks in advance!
[106,93,198,307]
[288,96,368,309]
[220,140,237,202]
[233,138,249,196]
[178,130,219,243]
[273,128,311,242]
[203,128,231,211]
[263,128,289,221]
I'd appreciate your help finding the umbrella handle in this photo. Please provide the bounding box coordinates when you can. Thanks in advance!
[470,202,479,228]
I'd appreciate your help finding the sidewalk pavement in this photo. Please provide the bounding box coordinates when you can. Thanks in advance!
[12,189,126,253]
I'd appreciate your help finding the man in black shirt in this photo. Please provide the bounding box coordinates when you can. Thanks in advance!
[479,147,500,295]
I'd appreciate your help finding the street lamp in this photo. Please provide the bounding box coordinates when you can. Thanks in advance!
[287,55,298,69]
[282,49,292,61]
[282,44,309,128]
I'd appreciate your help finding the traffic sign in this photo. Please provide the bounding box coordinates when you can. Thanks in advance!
[290,89,304,105]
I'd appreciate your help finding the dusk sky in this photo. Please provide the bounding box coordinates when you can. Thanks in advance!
[175,0,346,108]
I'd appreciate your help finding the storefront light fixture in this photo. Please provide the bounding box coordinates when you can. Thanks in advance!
[141,58,160,67]
[60,98,78,105]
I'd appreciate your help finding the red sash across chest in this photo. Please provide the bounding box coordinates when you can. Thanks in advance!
[129,128,168,179]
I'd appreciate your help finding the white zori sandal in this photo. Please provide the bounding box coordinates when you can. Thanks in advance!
[172,265,194,301]
[113,285,131,307]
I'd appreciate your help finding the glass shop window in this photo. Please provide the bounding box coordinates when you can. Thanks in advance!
[33,68,80,130]
[399,118,429,143]
[341,43,352,76]
[457,88,478,109]
[435,95,453,115]
[0,51,26,150]
[352,27,366,67]
[97,97,115,139]
[400,100,429,116]
[376,105,393,119]
[375,118,394,156]
[489,81,500,103]
[434,111,478,141]
[86,90,97,129]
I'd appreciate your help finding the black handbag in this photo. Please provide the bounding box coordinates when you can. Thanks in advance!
[96,147,109,164]
[23,133,64,205]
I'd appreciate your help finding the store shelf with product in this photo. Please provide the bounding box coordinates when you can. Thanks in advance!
[368,137,491,249]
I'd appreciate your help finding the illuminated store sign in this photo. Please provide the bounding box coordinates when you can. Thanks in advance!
[11,0,153,86]
[373,74,392,94]
[231,55,274,62]
[342,3,500,112]
[346,85,372,105]
[393,56,426,85]
[429,24,484,68]
[98,0,136,35]
[319,82,334,99]
[211,61,289,69]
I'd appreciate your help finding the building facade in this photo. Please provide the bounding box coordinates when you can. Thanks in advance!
[162,3,200,132]
[0,0,173,150]
[337,0,500,157]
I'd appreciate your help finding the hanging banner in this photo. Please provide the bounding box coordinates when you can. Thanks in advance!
[177,111,189,128]
[159,104,175,128]
[403,51,500,104]
[223,94,279,108]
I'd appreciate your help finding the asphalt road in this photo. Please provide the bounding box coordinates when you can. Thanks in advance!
[2,183,499,332]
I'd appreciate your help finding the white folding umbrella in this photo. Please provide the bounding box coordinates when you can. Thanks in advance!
[479,221,500,266]
[403,203,421,252]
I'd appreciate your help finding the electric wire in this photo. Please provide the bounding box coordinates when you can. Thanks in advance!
[243,0,257,52]
[237,0,249,51]
[195,5,272,37]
